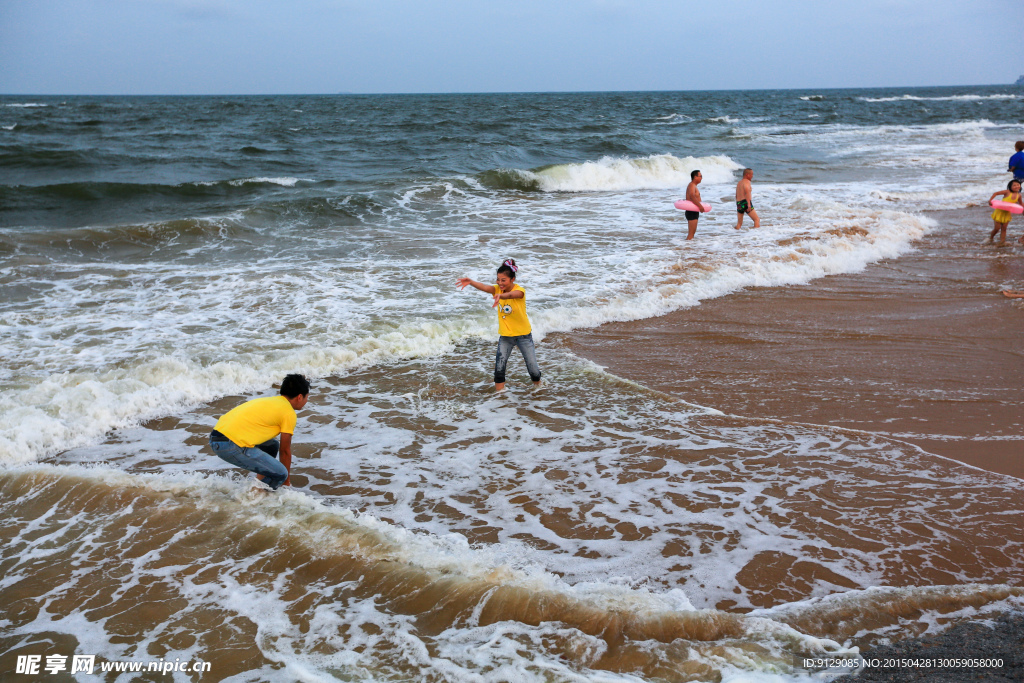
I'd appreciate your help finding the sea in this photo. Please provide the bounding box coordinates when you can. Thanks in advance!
[1,86,1023,682]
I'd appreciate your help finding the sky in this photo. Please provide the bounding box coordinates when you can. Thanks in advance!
[0,0,1019,95]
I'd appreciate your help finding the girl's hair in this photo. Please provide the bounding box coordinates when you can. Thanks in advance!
[1009,179,1022,191]
[497,259,518,279]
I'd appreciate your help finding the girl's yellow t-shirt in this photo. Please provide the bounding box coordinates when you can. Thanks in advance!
[497,284,532,337]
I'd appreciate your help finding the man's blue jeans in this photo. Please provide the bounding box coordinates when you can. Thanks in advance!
[494,333,541,384]
[210,436,288,490]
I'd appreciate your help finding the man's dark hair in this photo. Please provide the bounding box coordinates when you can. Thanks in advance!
[280,374,310,398]
[690,169,701,180]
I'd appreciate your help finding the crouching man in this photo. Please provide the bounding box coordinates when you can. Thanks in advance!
[209,374,310,490]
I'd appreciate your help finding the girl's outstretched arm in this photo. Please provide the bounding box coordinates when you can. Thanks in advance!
[456,277,497,295]
[990,190,1009,201]
[491,288,524,308]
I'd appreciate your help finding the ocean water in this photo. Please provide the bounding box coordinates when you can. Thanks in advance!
[1,87,1023,681]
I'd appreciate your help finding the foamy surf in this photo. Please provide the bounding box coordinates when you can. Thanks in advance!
[534,202,935,334]
[6,464,1020,681]
[49,344,1024,616]
[0,193,932,465]
[0,466,843,679]
[860,94,1020,102]
[192,176,307,187]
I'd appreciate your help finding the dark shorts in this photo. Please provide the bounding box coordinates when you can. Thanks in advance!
[684,210,699,221]
[736,199,754,214]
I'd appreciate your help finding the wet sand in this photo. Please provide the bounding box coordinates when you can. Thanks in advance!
[558,208,1024,479]
[836,611,1024,682]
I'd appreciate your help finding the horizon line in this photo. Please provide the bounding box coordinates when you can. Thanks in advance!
[1,83,1019,98]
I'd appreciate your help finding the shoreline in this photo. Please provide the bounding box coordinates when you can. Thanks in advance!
[555,207,1024,480]
[834,611,1024,682]
[553,205,1024,674]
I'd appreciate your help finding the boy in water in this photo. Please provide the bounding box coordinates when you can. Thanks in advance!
[684,169,706,240]
[734,168,760,230]
[208,374,310,490]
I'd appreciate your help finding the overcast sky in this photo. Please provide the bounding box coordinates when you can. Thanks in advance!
[1,0,1019,95]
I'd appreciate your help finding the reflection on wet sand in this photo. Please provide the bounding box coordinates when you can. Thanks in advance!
[561,209,1024,479]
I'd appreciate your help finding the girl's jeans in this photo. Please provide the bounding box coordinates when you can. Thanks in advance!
[494,333,541,383]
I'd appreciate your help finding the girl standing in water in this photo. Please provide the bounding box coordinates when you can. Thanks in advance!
[988,179,1023,246]
[457,259,542,391]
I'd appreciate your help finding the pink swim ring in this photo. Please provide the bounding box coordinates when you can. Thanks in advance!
[674,200,712,212]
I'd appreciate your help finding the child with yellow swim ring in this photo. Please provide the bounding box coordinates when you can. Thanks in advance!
[988,179,1023,245]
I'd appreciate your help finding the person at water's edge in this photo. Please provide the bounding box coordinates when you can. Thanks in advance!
[1009,140,1024,181]
[209,374,310,490]
[684,169,707,240]
[457,259,542,391]
[735,168,761,230]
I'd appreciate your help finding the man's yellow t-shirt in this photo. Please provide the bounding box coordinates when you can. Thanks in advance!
[214,395,297,448]
[497,284,532,337]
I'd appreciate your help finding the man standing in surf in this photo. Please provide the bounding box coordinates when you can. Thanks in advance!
[208,374,310,490]
[734,168,760,230]
[684,170,706,240]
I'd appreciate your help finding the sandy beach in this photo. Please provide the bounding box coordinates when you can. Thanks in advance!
[559,207,1024,480]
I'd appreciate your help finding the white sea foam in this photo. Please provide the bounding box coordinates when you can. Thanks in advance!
[516,154,742,192]
[860,94,1020,102]
[1,463,869,681]
[869,183,1001,207]
[4,102,48,108]
[799,95,825,101]
[229,177,304,187]
[729,119,1013,202]
[737,119,1000,140]
[2,124,16,130]
[0,179,935,466]
[189,177,306,188]
[653,113,693,124]
[13,375,1021,677]
[532,201,935,336]
[17,460,1021,665]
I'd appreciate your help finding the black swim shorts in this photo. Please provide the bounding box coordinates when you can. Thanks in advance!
[684,210,699,220]
[736,199,754,214]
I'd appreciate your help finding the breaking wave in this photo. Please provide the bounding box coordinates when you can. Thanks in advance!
[860,94,1020,103]
[479,154,743,192]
